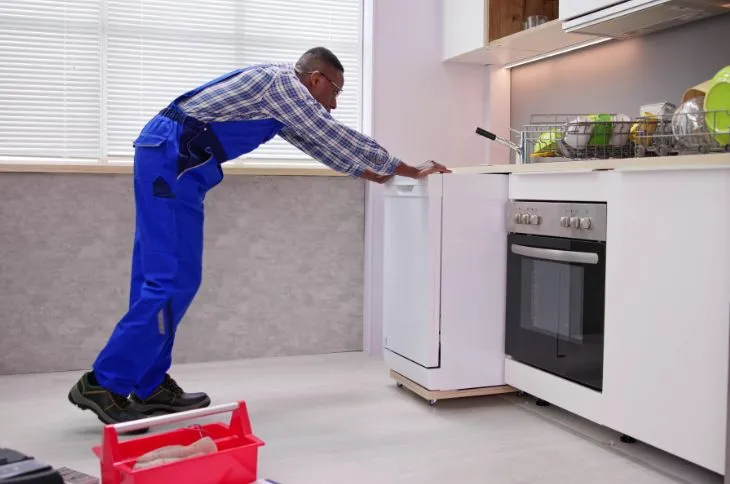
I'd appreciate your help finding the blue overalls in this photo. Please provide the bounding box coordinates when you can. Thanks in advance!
[92,69,285,398]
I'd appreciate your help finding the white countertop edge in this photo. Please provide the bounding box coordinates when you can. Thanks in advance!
[450,153,730,175]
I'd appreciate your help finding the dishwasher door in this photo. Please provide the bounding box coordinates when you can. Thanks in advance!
[382,175,443,368]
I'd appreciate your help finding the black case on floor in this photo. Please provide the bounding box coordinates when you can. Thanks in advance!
[0,448,63,484]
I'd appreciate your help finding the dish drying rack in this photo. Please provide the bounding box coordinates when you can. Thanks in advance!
[477,111,730,164]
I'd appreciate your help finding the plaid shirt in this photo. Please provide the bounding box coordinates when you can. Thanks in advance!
[178,63,402,178]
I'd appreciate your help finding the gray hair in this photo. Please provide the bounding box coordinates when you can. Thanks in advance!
[295,47,344,76]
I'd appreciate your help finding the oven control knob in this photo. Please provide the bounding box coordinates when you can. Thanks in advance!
[521,214,531,224]
[579,217,592,229]
[569,217,580,228]
[530,214,541,225]
[513,214,522,224]
[560,216,570,228]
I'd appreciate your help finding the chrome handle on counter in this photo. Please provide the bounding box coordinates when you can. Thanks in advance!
[511,244,599,265]
[475,127,523,153]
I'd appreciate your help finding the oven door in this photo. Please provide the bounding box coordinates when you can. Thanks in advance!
[505,233,606,391]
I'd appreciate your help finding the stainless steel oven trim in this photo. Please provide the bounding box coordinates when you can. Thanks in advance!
[506,200,608,242]
[511,244,600,265]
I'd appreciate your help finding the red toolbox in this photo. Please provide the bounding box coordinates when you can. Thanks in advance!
[92,401,264,484]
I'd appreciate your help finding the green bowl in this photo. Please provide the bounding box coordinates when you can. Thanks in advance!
[704,66,730,146]
[532,128,561,156]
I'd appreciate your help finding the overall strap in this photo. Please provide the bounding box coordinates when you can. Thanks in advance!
[170,68,246,106]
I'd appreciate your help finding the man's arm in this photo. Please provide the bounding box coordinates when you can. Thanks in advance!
[277,126,366,178]
[278,126,448,182]
[264,70,446,178]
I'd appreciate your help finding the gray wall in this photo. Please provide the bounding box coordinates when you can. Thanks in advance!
[0,173,365,375]
[511,13,730,128]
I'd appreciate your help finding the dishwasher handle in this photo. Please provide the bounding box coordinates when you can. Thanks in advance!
[511,244,599,265]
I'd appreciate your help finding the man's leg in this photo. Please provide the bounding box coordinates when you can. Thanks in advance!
[129,195,211,414]
[128,228,144,308]
[68,133,181,425]
[91,173,180,392]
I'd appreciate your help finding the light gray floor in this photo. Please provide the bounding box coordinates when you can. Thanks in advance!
[0,352,722,483]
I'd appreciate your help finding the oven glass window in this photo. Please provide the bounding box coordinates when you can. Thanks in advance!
[520,258,585,343]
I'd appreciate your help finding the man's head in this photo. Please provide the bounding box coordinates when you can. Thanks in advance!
[295,47,344,112]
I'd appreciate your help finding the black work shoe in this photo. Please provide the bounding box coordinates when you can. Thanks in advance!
[130,374,211,415]
[68,372,150,434]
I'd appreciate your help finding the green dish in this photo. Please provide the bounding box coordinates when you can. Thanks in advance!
[704,66,730,146]
[532,128,562,157]
[588,114,614,146]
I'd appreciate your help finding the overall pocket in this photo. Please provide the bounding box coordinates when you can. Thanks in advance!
[133,133,166,149]
[133,133,177,185]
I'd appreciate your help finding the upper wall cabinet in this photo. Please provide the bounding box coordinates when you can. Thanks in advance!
[561,0,730,40]
[442,0,602,65]
[559,0,625,20]
[443,0,730,66]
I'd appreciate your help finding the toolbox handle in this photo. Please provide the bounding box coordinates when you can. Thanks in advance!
[112,402,240,434]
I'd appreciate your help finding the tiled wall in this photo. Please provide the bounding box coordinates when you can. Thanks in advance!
[0,173,365,375]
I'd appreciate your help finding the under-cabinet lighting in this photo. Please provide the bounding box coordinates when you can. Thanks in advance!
[503,37,613,69]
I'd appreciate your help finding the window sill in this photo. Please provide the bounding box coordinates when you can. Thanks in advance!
[0,160,346,177]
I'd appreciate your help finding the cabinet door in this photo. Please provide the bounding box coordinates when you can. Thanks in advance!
[603,169,730,474]
[382,176,443,368]
[559,0,625,20]
[442,0,487,60]
[440,173,509,388]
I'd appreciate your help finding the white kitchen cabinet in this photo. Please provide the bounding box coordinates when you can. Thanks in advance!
[442,0,490,61]
[602,168,730,474]
[502,166,730,474]
[442,0,601,65]
[441,0,535,65]
[559,0,623,20]
[383,173,510,391]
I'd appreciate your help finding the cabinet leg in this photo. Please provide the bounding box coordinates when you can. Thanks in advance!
[536,399,550,407]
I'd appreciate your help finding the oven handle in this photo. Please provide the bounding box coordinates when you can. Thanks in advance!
[511,244,599,265]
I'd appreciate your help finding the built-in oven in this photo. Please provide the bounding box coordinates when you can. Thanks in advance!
[505,200,607,392]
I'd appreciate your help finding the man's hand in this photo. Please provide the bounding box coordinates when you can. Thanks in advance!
[360,169,394,184]
[395,160,452,179]
[360,161,451,184]
[415,161,452,178]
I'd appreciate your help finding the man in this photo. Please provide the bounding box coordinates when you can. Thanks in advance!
[68,47,451,426]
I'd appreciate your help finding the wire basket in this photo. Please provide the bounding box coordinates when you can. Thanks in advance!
[479,110,730,164]
[523,114,634,162]
[632,108,730,158]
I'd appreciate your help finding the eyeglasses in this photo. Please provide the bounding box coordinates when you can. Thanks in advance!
[299,69,343,98]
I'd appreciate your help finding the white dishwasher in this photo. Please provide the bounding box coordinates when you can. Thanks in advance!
[382,175,443,368]
[382,172,510,392]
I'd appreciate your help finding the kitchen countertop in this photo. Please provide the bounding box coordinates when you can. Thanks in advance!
[2,153,729,177]
[451,152,730,174]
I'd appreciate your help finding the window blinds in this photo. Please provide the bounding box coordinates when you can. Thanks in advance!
[0,0,362,164]
[0,0,101,160]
